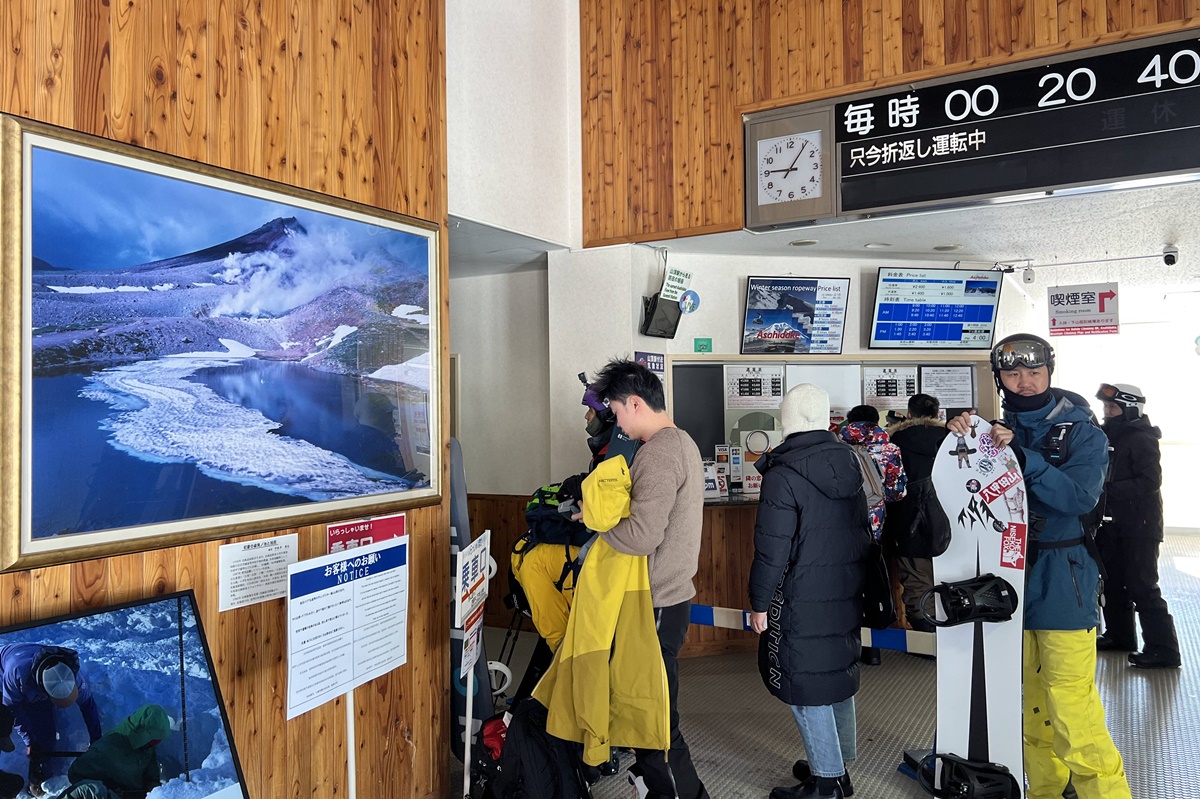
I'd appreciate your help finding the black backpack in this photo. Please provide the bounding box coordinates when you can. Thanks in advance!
[493,699,592,799]
[892,476,953,558]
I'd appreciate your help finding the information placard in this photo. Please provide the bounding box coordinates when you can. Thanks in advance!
[741,277,849,355]
[219,534,299,612]
[286,536,408,719]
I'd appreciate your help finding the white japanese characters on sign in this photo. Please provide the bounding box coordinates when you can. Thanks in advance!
[1047,282,1119,336]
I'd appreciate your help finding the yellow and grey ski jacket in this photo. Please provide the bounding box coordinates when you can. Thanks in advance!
[532,536,670,766]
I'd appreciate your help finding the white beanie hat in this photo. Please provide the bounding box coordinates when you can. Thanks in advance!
[780,383,829,437]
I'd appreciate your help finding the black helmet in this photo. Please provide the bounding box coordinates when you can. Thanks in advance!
[990,334,1054,391]
[990,333,1054,373]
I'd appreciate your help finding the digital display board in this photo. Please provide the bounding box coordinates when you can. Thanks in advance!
[869,267,1002,350]
[835,33,1200,213]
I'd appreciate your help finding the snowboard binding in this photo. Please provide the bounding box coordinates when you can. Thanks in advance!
[918,573,1019,628]
[917,752,1021,799]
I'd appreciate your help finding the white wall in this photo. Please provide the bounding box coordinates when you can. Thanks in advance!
[449,270,552,494]
[625,251,1033,357]
[446,1,578,247]
[1018,268,1200,530]
[546,245,637,478]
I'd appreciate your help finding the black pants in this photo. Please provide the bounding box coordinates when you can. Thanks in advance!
[1098,534,1180,654]
[634,600,710,799]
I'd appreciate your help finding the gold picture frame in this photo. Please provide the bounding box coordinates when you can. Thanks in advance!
[1,115,441,571]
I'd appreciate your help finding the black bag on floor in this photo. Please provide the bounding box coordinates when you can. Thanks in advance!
[493,699,592,799]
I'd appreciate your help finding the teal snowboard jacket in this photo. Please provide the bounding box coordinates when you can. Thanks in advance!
[1004,391,1108,631]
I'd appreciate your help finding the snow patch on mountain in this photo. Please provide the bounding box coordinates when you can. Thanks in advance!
[391,304,430,324]
[368,351,431,391]
[47,285,151,294]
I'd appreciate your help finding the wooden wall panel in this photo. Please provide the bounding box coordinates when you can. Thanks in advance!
[581,0,1200,247]
[1,3,448,799]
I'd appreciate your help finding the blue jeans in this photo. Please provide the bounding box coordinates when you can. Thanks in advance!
[790,697,857,778]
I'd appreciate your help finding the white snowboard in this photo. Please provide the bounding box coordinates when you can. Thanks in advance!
[930,416,1029,794]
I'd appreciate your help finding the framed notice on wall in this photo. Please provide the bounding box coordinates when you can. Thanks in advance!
[741,277,850,355]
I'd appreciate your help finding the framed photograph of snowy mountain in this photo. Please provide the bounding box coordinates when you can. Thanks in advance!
[740,276,850,355]
[0,590,249,799]
[0,115,441,570]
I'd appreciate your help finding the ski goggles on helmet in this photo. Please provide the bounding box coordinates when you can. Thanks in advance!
[1096,383,1144,407]
[990,338,1053,371]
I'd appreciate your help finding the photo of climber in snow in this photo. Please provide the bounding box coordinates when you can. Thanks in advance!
[0,593,247,799]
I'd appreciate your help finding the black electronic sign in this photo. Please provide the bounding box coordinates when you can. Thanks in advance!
[836,34,1200,213]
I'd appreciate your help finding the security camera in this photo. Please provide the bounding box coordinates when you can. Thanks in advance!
[1164,245,1179,266]
[1021,268,1035,284]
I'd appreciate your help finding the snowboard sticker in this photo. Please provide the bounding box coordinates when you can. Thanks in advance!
[930,416,1028,794]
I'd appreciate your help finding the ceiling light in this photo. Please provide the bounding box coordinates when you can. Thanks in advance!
[864,242,892,249]
[789,239,818,247]
[933,244,963,252]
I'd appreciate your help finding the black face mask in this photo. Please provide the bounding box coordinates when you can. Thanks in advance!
[585,414,606,437]
[1001,388,1053,413]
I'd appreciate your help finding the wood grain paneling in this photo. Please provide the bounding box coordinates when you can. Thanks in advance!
[1,3,448,798]
[469,495,758,658]
[581,0,1200,248]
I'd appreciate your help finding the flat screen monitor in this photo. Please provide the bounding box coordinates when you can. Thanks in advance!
[868,267,1002,350]
[641,293,683,339]
[741,276,850,355]
[0,591,249,799]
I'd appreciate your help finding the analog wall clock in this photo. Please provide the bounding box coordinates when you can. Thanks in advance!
[745,107,836,230]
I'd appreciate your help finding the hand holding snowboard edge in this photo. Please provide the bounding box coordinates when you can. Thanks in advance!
[947,412,1014,448]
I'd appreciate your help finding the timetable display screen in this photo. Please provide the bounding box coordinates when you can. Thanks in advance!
[868,267,1002,350]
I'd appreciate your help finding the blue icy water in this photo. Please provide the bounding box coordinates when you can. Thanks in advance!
[31,359,414,539]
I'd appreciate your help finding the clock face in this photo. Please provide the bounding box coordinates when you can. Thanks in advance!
[756,130,823,206]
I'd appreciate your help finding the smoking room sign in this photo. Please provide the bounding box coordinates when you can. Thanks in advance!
[1047,282,1119,336]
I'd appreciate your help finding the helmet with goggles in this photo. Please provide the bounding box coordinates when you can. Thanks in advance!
[990,334,1055,373]
[1096,382,1145,416]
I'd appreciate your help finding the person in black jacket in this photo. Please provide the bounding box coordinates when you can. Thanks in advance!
[749,383,870,799]
[1094,383,1181,668]
[884,393,946,632]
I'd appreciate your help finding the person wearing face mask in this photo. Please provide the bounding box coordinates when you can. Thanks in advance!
[946,334,1130,799]
[1093,383,1180,669]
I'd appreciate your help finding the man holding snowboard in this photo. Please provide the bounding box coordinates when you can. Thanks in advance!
[947,333,1130,799]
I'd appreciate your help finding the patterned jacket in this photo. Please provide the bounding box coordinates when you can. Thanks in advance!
[839,422,908,538]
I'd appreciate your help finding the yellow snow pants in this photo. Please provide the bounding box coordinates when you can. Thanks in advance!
[1023,629,1131,799]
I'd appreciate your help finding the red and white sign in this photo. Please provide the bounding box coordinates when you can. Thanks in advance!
[326,511,406,554]
[1047,281,1119,336]
[454,530,491,628]
[980,469,1022,505]
[1000,522,1027,570]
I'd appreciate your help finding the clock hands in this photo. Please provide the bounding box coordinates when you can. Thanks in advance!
[765,141,809,177]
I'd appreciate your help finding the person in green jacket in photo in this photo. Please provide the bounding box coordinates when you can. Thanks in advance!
[67,704,172,799]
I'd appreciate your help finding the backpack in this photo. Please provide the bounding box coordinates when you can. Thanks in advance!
[512,480,596,596]
[851,446,886,510]
[493,699,593,799]
[1036,412,1109,581]
[895,476,953,558]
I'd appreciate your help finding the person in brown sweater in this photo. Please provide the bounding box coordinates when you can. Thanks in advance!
[583,358,710,799]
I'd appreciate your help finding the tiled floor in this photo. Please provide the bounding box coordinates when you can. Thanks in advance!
[458,533,1199,798]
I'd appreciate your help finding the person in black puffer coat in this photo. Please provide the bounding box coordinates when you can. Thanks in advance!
[884,393,947,631]
[749,384,871,799]
[1094,383,1181,668]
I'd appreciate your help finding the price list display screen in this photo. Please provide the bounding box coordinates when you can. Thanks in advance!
[869,267,1002,350]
